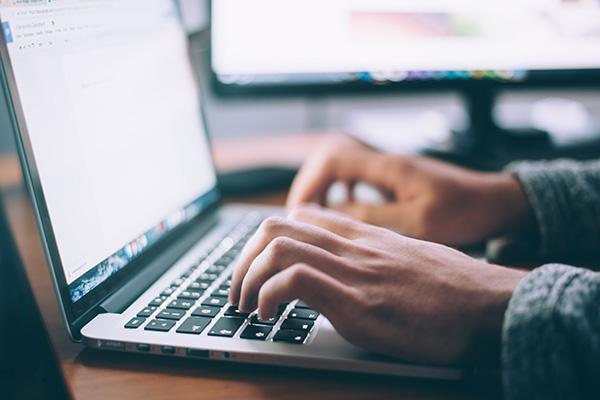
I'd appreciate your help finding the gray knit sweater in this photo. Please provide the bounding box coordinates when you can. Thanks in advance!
[502,160,600,399]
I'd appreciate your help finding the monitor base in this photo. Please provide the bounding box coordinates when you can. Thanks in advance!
[424,127,600,171]
[425,86,600,170]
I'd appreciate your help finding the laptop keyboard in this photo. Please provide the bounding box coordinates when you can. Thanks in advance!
[124,213,320,345]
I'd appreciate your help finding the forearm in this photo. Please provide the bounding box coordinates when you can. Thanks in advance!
[502,264,600,399]
[506,159,600,262]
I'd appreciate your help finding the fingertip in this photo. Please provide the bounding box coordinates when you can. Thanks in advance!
[238,300,250,314]
[227,293,237,306]
[257,301,276,321]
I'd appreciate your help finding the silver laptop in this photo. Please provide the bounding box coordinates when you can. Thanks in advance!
[0,0,461,380]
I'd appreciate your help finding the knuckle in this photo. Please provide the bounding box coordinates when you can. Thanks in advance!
[267,236,294,258]
[287,264,310,287]
[260,216,287,235]
[353,285,386,315]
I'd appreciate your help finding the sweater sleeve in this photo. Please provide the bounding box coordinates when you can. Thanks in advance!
[506,159,600,262]
[502,263,600,400]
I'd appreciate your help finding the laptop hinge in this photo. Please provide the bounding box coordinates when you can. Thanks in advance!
[98,210,220,314]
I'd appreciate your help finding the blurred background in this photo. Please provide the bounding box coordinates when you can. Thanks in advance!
[2,0,600,160]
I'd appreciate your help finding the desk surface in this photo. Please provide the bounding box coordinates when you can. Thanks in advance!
[0,134,493,400]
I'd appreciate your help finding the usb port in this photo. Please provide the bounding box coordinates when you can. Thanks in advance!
[187,348,209,358]
[136,343,151,352]
[161,346,176,355]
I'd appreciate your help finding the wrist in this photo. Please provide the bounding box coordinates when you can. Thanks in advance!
[467,265,527,366]
[480,173,535,237]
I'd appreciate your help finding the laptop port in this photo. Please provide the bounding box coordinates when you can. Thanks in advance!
[136,343,151,352]
[187,349,209,358]
[100,340,125,351]
[161,346,176,355]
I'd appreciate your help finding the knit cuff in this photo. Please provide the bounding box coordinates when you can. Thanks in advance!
[502,264,582,400]
[505,160,598,261]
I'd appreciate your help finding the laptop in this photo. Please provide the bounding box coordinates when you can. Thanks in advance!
[0,0,461,379]
[0,197,71,400]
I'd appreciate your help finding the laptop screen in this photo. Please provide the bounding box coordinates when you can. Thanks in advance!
[0,0,218,303]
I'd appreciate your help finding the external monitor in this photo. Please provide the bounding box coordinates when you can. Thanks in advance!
[211,0,600,163]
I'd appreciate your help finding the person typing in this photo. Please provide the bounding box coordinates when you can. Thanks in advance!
[230,135,600,399]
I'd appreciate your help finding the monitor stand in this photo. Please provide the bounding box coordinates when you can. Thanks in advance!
[424,85,600,171]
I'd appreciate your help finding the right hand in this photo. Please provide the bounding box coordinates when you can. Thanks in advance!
[287,135,533,246]
[229,205,526,365]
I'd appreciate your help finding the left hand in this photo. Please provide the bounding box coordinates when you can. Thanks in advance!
[229,205,526,365]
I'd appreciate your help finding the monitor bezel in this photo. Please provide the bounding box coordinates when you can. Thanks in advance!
[210,68,600,98]
[0,1,222,340]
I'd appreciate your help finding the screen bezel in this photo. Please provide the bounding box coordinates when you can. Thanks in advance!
[208,1,600,97]
[0,1,222,339]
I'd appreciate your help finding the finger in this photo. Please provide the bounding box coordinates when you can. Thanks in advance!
[287,147,398,209]
[257,263,354,321]
[229,216,351,305]
[287,204,368,239]
[238,237,358,312]
[286,151,335,208]
[331,203,411,230]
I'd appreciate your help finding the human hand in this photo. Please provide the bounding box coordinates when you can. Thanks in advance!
[229,205,526,365]
[287,135,533,246]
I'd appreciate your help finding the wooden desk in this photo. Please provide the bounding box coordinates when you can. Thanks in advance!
[0,135,492,400]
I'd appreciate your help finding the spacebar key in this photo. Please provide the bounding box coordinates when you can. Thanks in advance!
[208,317,245,337]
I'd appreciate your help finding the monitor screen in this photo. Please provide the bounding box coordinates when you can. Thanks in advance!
[1,0,218,303]
[212,0,600,88]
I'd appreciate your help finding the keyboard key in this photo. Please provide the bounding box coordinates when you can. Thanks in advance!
[208,317,245,337]
[168,299,195,310]
[180,267,196,278]
[160,287,176,297]
[250,315,278,325]
[125,316,146,329]
[198,273,218,282]
[202,296,227,307]
[157,308,186,321]
[212,287,229,298]
[137,306,157,318]
[215,259,233,268]
[178,291,202,300]
[221,279,232,288]
[276,303,289,315]
[148,296,167,307]
[295,300,312,309]
[288,308,319,320]
[186,282,206,292]
[171,278,184,287]
[206,264,225,274]
[273,329,308,344]
[176,316,212,335]
[281,319,314,332]
[240,325,272,341]
[223,305,250,318]
[192,305,221,318]
[192,281,212,290]
[145,319,176,332]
